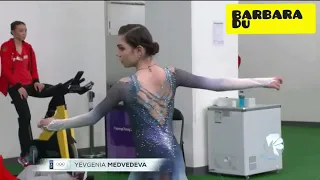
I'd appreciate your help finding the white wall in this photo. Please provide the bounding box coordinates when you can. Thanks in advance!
[0,1,106,158]
[146,1,238,168]
[239,1,320,122]
[191,1,238,168]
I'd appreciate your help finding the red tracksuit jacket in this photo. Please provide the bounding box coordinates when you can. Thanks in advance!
[0,38,39,96]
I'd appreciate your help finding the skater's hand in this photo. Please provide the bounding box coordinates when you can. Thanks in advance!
[267,77,283,90]
[38,118,54,130]
[18,87,28,99]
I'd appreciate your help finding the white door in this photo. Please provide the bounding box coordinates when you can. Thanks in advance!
[106,1,145,35]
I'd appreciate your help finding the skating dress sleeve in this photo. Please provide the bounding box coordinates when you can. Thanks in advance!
[172,68,275,91]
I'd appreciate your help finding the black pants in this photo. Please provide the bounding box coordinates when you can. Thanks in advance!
[8,83,63,156]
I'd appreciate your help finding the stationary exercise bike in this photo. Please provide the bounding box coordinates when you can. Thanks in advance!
[29,71,94,164]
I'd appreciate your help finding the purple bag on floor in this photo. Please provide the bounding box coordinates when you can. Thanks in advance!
[105,105,136,158]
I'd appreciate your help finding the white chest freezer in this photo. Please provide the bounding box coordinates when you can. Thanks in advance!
[207,104,283,178]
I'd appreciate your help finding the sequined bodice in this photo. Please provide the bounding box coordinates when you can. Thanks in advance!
[124,67,178,158]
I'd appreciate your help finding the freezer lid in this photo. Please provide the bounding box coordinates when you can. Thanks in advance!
[207,104,281,112]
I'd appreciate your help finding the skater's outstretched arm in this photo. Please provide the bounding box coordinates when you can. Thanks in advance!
[38,79,130,131]
[171,68,282,91]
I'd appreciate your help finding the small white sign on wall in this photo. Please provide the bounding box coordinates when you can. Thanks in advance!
[213,22,224,46]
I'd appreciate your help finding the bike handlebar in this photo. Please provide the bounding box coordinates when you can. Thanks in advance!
[45,71,94,96]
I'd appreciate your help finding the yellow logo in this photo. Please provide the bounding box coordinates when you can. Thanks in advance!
[226,4,316,34]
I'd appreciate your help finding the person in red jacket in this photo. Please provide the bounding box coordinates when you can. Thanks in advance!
[0,21,61,167]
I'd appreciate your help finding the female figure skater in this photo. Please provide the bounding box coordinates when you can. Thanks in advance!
[38,24,282,180]
[0,21,62,167]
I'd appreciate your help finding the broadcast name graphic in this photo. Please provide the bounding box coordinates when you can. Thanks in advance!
[38,158,164,172]
[232,9,302,28]
[226,4,316,34]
